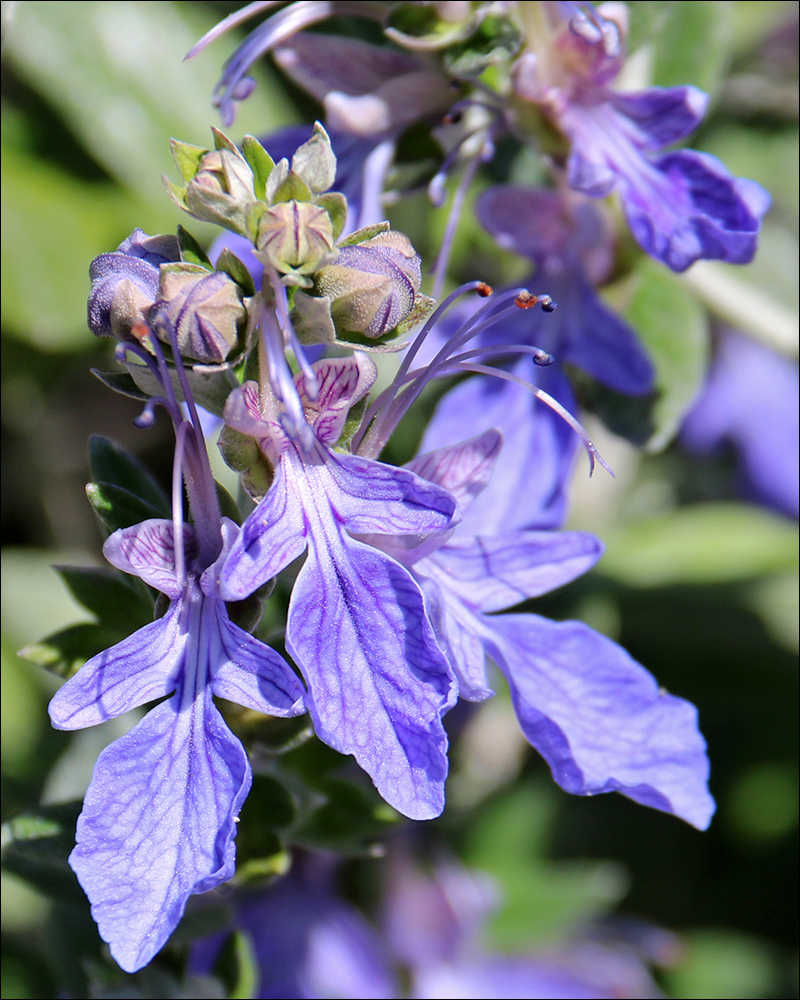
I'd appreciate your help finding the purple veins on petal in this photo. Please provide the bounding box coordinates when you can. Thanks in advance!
[69,691,251,973]
[48,605,184,730]
[288,527,454,820]
[484,615,715,830]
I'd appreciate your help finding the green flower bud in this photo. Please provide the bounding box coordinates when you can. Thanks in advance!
[165,131,258,237]
[256,201,335,277]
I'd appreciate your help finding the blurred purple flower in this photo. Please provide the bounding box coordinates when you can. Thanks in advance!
[475,185,654,395]
[681,331,799,518]
[191,851,667,999]
[512,2,770,271]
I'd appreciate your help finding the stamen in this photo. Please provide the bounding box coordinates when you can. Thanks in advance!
[437,360,613,477]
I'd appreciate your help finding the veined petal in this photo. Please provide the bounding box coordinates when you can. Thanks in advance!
[103,520,196,598]
[418,576,494,702]
[219,462,307,600]
[295,354,376,445]
[69,692,251,972]
[406,430,502,511]
[212,607,306,716]
[422,531,603,614]
[319,447,458,536]
[607,86,709,149]
[485,615,715,829]
[288,529,454,820]
[48,605,184,730]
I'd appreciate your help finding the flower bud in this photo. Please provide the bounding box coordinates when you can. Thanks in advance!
[87,229,180,339]
[166,133,258,237]
[148,264,247,364]
[256,200,335,276]
[313,230,423,338]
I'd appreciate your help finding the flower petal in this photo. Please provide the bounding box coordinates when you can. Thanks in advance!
[48,605,184,730]
[484,614,715,829]
[212,608,306,716]
[219,462,307,600]
[423,531,603,614]
[69,692,250,972]
[418,576,494,702]
[406,430,502,511]
[420,368,577,533]
[322,448,458,536]
[103,520,196,598]
[608,86,708,149]
[288,531,454,820]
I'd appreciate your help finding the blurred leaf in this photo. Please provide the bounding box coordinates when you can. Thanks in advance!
[1,549,100,648]
[53,565,153,633]
[727,762,798,844]
[1,802,83,904]
[465,783,629,946]
[1,636,47,777]
[0,143,143,350]
[598,257,709,451]
[19,622,129,679]
[223,932,260,1000]
[599,503,799,587]
[3,0,295,212]
[647,1,734,95]
[665,928,778,999]
[89,435,171,515]
[291,776,401,855]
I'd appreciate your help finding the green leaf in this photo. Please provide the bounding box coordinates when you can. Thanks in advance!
[1,802,84,903]
[89,436,171,515]
[169,139,207,183]
[86,482,170,534]
[443,14,523,78]
[90,369,151,401]
[178,225,214,270]
[338,221,390,247]
[241,135,275,203]
[316,192,348,243]
[598,503,800,587]
[19,621,131,678]
[597,256,709,451]
[270,172,313,205]
[53,565,153,632]
[215,249,256,297]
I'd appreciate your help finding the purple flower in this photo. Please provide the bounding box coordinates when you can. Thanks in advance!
[681,330,799,518]
[369,430,715,829]
[218,354,459,819]
[48,518,305,973]
[191,850,667,999]
[191,854,396,999]
[511,3,770,271]
[474,185,654,395]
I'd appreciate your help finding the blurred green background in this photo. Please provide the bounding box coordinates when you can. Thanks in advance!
[1,2,797,997]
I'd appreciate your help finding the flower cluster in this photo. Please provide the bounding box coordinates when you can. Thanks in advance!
[36,0,785,979]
